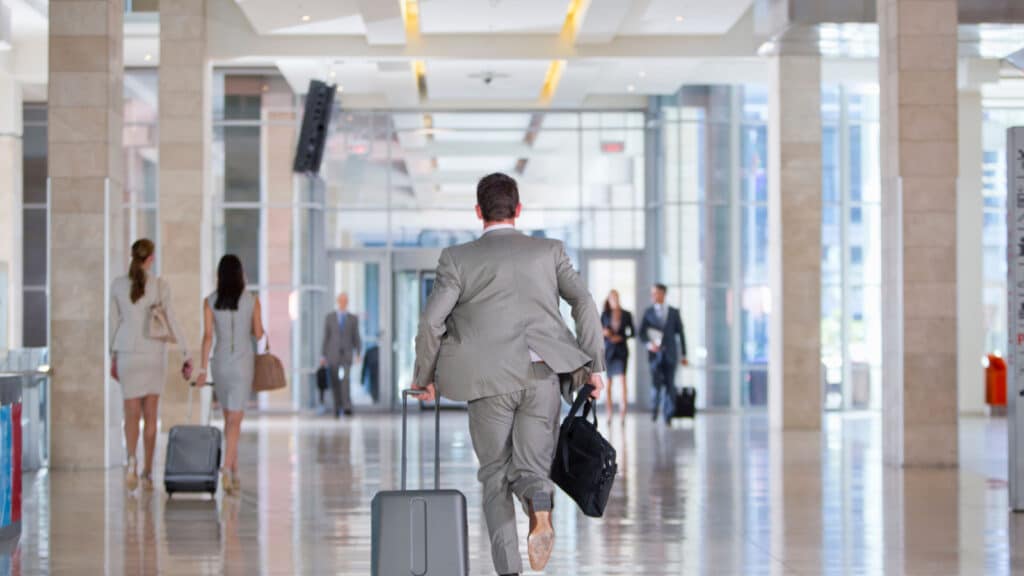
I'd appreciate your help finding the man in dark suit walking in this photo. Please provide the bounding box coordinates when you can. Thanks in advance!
[321,292,361,417]
[639,284,688,425]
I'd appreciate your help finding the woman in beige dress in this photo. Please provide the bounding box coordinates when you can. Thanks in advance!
[110,239,193,491]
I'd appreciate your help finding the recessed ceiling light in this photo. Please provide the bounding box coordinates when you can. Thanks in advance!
[143,53,152,61]
[301,15,311,22]
[627,84,635,92]
[675,15,684,22]
[638,71,646,78]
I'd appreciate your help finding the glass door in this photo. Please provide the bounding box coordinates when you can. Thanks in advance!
[392,249,447,408]
[328,251,390,409]
[581,253,643,406]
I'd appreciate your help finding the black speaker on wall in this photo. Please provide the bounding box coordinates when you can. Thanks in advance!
[293,80,337,175]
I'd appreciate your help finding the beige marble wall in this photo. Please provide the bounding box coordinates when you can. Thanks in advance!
[48,0,123,469]
[768,53,822,430]
[159,0,207,426]
[878,0,959,466]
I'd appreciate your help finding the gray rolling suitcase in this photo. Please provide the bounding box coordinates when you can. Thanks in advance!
[164,384,221,497]
[371,389,469,576]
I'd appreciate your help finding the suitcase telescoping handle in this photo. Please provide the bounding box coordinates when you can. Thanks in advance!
[401,388,441,491]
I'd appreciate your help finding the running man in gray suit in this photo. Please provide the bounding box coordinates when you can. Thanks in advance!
[321,293,361,417]
[413,173,605,575]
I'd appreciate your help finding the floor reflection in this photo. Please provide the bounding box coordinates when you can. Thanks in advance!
[6,412,1021,575]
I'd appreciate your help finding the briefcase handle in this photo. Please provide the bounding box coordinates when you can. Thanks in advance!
[401,388,441,491]
[558,385,599,477]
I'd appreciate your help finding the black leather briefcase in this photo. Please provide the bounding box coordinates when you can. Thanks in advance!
[550,385,617,518]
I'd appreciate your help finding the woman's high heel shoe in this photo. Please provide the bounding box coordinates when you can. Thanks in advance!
[125,457,139,492]
[222,470,235,495]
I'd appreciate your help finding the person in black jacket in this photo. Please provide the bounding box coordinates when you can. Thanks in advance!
[639,284,688,425]
[601,290,635,421]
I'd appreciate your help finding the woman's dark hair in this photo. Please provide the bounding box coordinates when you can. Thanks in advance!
[603,290,621,316]
[129,238,155,304]
[214,255,246,311]
[476,172,520,222]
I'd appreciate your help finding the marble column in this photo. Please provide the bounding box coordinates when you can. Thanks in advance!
[768,53,823,430]
[0,71,21,351]
[48,0,123,468]
[159,0,207,426]
[879,0,959,466]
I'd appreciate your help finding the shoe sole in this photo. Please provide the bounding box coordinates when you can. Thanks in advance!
[125,475,138,492]
[527,515,555,571]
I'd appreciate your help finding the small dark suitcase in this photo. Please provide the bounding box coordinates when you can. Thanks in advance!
[371,389,469,576]
[674,386,697,418]
[165,384,221,497]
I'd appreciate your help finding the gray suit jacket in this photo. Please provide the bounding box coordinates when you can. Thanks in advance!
[413,229,605,402]
[322,311,361,367]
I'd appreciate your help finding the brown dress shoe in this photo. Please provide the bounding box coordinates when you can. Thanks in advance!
[527,502,555,571]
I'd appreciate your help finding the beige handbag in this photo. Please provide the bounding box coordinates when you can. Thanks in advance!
[253,339,287,393]
[146,280,177,344]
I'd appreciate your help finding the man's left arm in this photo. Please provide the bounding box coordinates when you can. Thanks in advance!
[554,242,605,398]
[677,311,688,365]
[413,248,461,398]
[352,316,362,362]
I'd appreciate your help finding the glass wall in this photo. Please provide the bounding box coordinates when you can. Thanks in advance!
[981,107,1024,357]
[820,85,882,411]
[657,86,770,410]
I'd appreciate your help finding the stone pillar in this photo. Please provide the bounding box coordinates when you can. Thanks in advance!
[48,0,123,468]
[768,52,822,430]
[0,71,21,351]
[879,0,959,466]
[159,0,207,426]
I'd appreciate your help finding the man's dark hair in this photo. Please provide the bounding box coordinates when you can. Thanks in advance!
[653,283,668,294]
[477,172,520,222]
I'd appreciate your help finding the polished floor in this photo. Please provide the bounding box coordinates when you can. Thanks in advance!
[8,410,1024,575]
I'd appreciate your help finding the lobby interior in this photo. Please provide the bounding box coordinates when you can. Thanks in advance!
[2,0,1024,574]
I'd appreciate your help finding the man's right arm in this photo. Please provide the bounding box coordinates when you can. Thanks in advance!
[413,249,461,390]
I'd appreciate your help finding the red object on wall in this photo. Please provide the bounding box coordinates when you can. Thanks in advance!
[986,355,1007,407]
[12,402,21,523]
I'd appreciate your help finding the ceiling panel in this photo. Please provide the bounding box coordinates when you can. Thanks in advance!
[618,0,754,36]
[425,61,549,101]
[418,0,566,35]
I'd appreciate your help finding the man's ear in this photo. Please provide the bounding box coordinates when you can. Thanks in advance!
[514,203,522,218]
[475,205,484,221]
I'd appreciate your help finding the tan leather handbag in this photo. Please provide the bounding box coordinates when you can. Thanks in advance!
[254,339,287,393]
[146,280,176,344]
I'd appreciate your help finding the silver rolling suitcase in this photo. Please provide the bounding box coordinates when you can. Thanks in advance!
[164,384,221,497]
[371,389,469,576]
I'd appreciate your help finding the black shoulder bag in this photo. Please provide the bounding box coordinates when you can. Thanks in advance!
[550,385,617,517]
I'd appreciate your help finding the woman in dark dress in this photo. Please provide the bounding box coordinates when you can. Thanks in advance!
[601,290,635,421]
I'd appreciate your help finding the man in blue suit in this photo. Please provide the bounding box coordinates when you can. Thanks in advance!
[639,284,688,425]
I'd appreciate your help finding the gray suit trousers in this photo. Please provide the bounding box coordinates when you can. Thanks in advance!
[327,364,352,413]
[466,363,561,575]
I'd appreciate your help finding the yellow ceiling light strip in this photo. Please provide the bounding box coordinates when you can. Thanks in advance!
[538,60,566,105]
[539,1,586,105]
[401,0,421,42]
[559,0,589,43]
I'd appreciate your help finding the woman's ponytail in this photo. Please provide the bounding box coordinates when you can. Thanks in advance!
[129,238,155,303]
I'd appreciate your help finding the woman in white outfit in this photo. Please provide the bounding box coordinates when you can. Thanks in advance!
[110,239,193,491]
[195,254,264,495]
